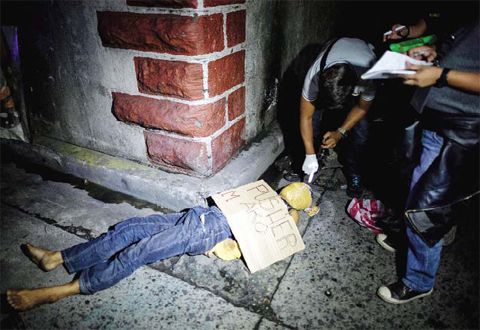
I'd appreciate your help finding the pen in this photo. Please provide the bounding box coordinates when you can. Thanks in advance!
[384,25,406,36]
[413,50,431,57]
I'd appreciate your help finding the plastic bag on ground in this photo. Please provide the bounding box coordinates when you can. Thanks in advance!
[347,198,391,234]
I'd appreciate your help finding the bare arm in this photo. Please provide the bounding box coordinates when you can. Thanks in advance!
[299,96,316,155]
[442,70,480,93]
[401,62,480,93]
[322,98,372,149]
[407,18,428,38]
[383,19,427,42]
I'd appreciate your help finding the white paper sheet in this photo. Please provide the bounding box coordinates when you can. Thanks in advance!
[361,51,433,79]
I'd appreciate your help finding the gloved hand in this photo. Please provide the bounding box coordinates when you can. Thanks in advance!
[302,154,319,175]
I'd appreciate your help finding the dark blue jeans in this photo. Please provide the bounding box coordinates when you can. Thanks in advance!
[61,206,231,295]
[312,105,371,176]
[403,130,444,292]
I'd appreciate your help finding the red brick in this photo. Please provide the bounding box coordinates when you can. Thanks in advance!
[227,87,245,120]
[208,50,245,97]
[135,57,204,100]
[127,0,198,8]
[226,10,246,47]
[112,93,225,137]
[144,131,210,175]
[211,118,245,172]
[97,12,223,55]
[204,0,245,7]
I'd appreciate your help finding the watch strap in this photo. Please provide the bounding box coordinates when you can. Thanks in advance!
[399,25,410,38]
[337,127,347,139]
[435,68,451,88]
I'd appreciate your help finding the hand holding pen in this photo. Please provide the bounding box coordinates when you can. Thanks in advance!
[383,24,409,42]
[407,45,437,62]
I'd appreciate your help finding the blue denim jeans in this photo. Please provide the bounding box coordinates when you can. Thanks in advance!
[403,130,444,292]
[61,206,231,295]
[312,105,371,176]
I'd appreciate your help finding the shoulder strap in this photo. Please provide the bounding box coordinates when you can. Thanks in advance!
[319,38,341,73]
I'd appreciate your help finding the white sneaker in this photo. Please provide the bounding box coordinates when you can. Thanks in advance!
[376,234,397,253]
[377,281,433,304]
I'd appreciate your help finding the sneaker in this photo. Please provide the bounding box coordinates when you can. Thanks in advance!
[346,174,363,198]
[284,172,303,182]
[377,281,433,304]
[442,225,457,247]
[376,234,397,253]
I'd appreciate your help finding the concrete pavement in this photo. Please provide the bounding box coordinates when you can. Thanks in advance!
[1,151,478,329]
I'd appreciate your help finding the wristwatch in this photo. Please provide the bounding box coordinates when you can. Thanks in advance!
[435,68,451,88]
[399,25,410,38]
[337,127,348,139]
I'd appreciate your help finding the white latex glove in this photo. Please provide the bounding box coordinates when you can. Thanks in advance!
[302,154,319,176]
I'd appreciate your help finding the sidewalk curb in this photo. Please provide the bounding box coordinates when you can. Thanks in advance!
[1,124,284,211]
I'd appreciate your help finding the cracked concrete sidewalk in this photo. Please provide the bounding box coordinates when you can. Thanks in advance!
[0,152,478,329]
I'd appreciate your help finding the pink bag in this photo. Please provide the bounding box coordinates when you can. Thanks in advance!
[347,198,391,234]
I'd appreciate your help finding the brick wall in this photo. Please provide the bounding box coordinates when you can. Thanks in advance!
[98,0,246,177]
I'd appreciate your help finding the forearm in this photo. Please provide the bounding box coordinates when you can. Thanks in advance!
[321,99,371,149]
[408,18,427,38]
[339,104,368,132]
[446,70,480,94]
[300,118,315,155]
[299,97,316,155]
[402,62,480,93]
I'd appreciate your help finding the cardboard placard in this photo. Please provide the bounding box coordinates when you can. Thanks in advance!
[212,180,305,273]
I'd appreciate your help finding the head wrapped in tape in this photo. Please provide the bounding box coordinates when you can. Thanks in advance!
[211,238,242,261]
[280,182,313,210]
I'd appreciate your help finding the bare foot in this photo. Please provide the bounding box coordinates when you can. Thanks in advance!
[25,243,62,272]
[7,281,80,311]
[7,288,55,311]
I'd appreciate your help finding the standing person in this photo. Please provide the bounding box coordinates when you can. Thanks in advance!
[377,1,480,250]
[286,37,377,199]
[377,19,480,304]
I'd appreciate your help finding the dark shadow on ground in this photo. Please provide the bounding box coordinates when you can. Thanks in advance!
[0,147,170,214]
[275,43,324,176]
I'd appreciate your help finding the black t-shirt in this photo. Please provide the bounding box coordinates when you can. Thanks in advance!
[421,1,479,43]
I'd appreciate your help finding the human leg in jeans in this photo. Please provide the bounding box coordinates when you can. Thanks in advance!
[78,206,230,294]
[377,129,444,303]
[61,212,185,274]
[403,130,444,292]
[7,206,230,310]
[338,116,371,198]
[311,107,325,152]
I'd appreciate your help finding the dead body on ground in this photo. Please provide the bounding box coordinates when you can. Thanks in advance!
[7,182,318,311]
